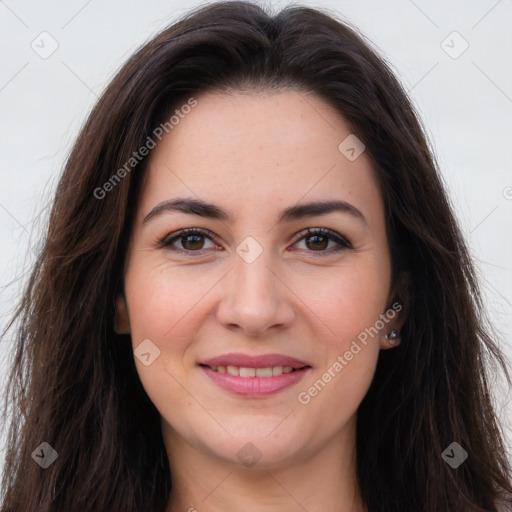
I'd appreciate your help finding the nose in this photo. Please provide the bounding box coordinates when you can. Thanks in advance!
[215,248,296,336]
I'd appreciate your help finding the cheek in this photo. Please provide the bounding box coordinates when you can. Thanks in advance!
[123,263,224,419]
[124,263,219,349]
[296,288,382,432]
[123,265,208,432]
[292,255,390,344]
[293,256,388,416]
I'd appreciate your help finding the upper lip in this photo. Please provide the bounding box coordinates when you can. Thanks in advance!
[200,353,310,369]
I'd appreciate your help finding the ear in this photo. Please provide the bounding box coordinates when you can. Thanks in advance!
[380,271,410,350]
[114,292,131,334]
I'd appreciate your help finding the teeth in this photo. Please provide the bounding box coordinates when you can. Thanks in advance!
[208,365,298,377]
[255,367,272,377]
[240,367,256,377]
[226,365,239,376]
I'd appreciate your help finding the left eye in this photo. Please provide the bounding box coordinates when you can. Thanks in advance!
[159,227,351,254]
[293,228,351,253]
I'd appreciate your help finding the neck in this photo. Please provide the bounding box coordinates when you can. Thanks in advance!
[164,416,367,512]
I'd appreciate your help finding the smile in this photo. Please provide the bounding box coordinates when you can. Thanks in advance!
[205,364,299,377]
[200,364,311,396]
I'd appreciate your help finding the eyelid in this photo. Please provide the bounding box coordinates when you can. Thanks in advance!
[159,227,352,254]
[291,227,352,249]
[159,227,222,250]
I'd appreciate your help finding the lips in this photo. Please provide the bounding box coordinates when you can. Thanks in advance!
[199,352,312,396]
[200,353,310,369]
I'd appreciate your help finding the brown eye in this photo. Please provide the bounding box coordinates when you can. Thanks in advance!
[181,233,205,250]
[293,228,351,254]
[304,233,329,251]
[160,228,218,252]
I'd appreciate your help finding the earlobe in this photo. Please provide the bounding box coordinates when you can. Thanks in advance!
[380,271,410,350]
[114,294,131,334]
[381,329,401,349]
[380,312,405,350]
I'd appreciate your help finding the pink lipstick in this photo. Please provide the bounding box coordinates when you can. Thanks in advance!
[199,352,312,397]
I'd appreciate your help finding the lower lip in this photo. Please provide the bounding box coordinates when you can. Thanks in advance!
[200,366,310,396]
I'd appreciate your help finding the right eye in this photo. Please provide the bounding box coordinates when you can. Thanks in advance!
[159,228,221,253]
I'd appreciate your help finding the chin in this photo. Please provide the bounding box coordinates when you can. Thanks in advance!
[201,427,308,470]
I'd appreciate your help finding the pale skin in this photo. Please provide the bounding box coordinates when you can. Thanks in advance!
[115,89,405,512]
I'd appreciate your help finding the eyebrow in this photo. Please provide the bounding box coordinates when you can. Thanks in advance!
[143,197,368,225]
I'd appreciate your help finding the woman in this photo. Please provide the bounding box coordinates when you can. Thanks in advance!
[1,1,511,511]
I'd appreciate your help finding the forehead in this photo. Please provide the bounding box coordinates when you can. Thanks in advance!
[139,89,384,228]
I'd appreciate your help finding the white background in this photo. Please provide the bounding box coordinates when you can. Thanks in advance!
[1,0,511,472]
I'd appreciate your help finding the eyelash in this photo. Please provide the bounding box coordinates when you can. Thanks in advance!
[158,227,352,256]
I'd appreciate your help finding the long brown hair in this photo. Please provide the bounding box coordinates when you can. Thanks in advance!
[1,2,511,511]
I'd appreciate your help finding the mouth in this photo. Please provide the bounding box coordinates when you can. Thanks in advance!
[199,364,307,377]
[198,353,312,396]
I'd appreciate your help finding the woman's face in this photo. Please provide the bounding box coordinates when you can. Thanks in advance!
[115,89,402,469]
